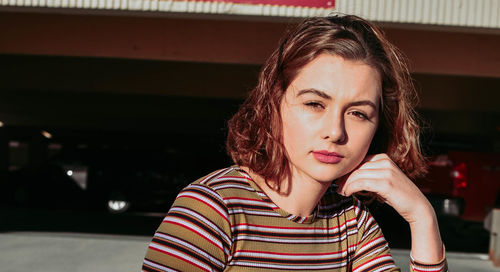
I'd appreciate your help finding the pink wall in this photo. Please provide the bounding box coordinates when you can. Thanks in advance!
[1,12,499,78]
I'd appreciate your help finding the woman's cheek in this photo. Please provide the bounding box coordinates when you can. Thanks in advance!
[348,123,376,167]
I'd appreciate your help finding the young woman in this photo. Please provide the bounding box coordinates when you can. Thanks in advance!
[143,15,447,272]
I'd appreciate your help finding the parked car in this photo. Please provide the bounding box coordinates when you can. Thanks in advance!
[2,143,231,214]
[415,149,500,222]
[86,149,192,214]
[2,161,91,210]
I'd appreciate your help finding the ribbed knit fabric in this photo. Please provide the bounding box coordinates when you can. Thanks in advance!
[143,166,448,272]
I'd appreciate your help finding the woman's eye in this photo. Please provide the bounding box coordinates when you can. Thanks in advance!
[304,101,325,110]
[351,111,369,120]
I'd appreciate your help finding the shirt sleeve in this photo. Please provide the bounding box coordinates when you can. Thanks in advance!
[410,245,448,272]
[142,183,232,272]
[351,199,400,272]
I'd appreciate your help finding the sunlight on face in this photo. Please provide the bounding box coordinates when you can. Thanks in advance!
[281,53,381,184]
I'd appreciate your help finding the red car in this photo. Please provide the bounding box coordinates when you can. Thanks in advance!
[415,151,500,222]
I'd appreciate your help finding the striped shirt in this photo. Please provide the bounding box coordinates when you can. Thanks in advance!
[143,166,448,272]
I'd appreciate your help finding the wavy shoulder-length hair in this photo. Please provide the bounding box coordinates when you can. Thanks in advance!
[226,14,426,190]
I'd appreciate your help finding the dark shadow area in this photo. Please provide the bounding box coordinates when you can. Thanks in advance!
[0,207,163,236]
[369,202,490,253]
[0,128,234,237]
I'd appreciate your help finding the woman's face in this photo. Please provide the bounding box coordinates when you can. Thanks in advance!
[281,53,381,184]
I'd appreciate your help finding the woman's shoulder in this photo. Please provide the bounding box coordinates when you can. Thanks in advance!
[183,165,260,200]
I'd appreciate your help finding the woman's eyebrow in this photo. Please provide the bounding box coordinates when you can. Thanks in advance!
[297,89,332,99]
[348,100,378,110]
[297,89,378,109]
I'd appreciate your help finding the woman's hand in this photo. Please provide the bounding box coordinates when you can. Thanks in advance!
[337,153,444,264]
[337,153,429,224]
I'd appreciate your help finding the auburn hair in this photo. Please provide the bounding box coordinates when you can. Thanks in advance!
[226,14,426,190]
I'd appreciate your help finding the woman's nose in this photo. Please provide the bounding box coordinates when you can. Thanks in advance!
[321,112,346,143]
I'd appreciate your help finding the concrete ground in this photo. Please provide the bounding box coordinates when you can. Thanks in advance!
[0,232,149,272]
[0,231,498,272]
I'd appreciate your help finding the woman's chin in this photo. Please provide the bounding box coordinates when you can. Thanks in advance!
[311,172,346,184]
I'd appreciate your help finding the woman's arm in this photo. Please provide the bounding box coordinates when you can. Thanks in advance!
[338,153,447,269]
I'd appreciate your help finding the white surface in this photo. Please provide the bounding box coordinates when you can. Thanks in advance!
[0,232,150,272]
[1,0,500,30]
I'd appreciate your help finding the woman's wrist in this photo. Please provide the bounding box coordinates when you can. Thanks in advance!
[408,204,444,263]
[408,199,436,225]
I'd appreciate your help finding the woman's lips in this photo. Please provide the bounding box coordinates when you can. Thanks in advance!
[312,150,344,164]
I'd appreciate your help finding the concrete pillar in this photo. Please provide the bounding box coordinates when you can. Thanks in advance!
[485,208,500,266]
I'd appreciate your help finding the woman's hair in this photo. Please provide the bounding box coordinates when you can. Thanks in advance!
[226,14,426,190]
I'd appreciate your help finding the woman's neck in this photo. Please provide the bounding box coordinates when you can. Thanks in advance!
[241,166,332,217]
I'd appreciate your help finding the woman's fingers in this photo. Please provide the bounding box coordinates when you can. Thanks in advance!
[338,177,383,197]
[361,153,390,163]
[358,154,397,170]
[337,154,428,223]
[338,168,392,195]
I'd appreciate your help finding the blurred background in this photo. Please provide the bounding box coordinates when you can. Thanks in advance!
[0,0,500,271]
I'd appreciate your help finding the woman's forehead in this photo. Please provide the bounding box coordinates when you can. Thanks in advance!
[285,54,382,103]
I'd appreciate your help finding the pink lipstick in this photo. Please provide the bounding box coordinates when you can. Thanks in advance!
[312,150,344,164]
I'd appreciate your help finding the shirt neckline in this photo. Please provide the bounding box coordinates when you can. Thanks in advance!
[233,165,319,224]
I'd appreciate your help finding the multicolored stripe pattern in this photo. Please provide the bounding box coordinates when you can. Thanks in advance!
[410,251,448,272]
[143,166,448,271]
